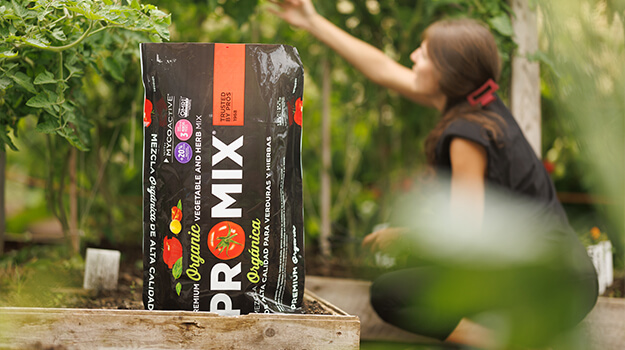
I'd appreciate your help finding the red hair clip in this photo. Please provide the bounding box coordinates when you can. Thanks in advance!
[467,79,499,107]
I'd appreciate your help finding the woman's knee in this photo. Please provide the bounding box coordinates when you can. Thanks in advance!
[369,276,395,319]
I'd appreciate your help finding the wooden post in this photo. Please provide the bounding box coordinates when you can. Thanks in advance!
[510,0,541,157]
[320,57,332,258]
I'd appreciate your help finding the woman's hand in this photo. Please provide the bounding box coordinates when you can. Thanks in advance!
[268,0,432,106]
[268,0,318,31]
[362,227,407,252]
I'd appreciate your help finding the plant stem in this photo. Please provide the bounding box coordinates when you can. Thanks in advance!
[48,13,68,28]
[23,56,35,68]
[45,135,72,254]
[45,135,60,221]
[69,147,79,254]
[58,51,64,96]
[79,125,120,229]
[88,25,123,37]
[20,21,94,53]
[56,148,71,253]
[89,23,160,38]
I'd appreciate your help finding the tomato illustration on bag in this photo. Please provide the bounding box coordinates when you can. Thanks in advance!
[208,221,245,260]
[171,206,182,221]
[294,97,303,126]
[163,236,183,269]
[144,98,153,127]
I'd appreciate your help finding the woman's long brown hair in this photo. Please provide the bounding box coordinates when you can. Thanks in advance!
[423,18,505,165]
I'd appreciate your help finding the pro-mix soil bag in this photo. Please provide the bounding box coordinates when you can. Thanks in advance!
[141,43,304,315]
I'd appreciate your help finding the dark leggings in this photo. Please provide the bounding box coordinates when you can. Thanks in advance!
[370,262,598,345]
[370,267,462,340]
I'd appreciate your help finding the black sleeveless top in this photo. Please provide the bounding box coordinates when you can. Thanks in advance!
[434,96,572,233]
[432,96,598,316]
[435,97,597,296]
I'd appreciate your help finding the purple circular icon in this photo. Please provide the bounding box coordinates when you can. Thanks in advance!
[175,142,192,164]
[175,119,193,141]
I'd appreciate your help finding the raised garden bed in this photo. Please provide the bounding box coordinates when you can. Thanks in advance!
[0,290,360,350]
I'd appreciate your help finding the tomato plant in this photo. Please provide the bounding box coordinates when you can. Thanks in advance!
[0,0,170,254]
[208,221,245,260]
[0,0,170,151]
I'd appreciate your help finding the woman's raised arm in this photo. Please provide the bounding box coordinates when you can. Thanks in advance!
[269,0,435,107]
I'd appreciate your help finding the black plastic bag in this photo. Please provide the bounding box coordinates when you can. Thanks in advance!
[141,43,305,315]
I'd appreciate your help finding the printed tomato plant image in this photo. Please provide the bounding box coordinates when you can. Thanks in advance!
[208,221,245,260]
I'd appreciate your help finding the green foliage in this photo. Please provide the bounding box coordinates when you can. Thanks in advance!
[0,0,170,151]
[211,0,260,26]
[0,0,170,250]
[270,0,516,251]
[539,0,624,264]
[143,0,515,253]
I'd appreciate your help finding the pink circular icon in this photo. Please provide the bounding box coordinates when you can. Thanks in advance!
[175,119,193,141]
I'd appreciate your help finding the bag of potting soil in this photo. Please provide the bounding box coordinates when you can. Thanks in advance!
[141,43,305,315]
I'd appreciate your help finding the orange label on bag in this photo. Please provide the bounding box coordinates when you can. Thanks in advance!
[213,44,245,126]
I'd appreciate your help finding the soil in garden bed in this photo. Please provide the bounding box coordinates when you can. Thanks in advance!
[74,244,332,315]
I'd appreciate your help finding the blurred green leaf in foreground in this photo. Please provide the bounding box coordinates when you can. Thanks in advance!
[539,0,624,262]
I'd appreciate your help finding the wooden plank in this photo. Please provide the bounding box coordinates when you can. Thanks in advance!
[557,191,615,205]
[0,291,360,350]
[307,276,625,349]
[510,0,542,157]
